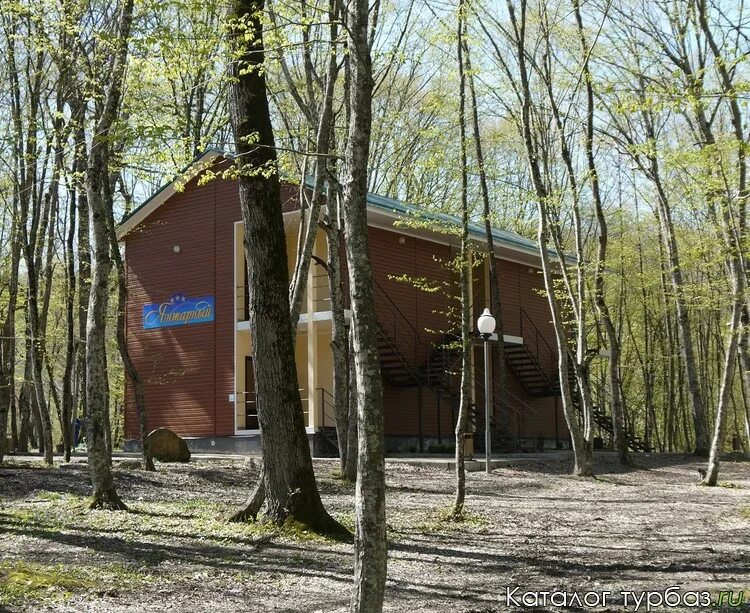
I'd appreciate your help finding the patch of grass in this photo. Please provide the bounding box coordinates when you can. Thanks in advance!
[334,511,356,534]
[741,507,750,520]
[3,494,342,557]
[318,471,356,494]
[412,507,488,534]
[0,461,55,470]
[277,518,332,543]
[34,491,86,505]
[34,490,64,501]
[0,560,148,605]
[718,481,744,489]
[4,507,67,531]
[0,560,96,603]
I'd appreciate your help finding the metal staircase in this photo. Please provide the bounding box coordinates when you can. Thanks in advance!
[503,308,560,397]
[371,280,648,454]
[565,360,649,453]
[318,388,339,451]
[375,326,420,387]
[590,403,649,452]
[371,281,538,448]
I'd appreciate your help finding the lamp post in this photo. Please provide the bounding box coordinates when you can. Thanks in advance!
[477,308,496,474]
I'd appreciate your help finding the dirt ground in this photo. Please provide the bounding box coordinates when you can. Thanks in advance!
[1,453,749,612]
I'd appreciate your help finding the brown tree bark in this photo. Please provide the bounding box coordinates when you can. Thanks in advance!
[102,152,154,472]
[60,111,85,463]
[0,173,21,463]
[226,0,348,538]
[76,121,91,439]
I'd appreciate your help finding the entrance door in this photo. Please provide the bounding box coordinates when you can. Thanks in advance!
[245,357,259,430]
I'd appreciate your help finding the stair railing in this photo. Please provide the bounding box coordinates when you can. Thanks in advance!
[372,278,424,374]
[318,387,336,428]
[472,361,538,419]
[425,333,462,392]
[472,361,537,438]
[519,307,558,388]
[237,284,250,322]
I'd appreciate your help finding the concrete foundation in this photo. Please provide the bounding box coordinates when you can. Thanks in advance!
[124,433,570,457]
[124,430,340,458]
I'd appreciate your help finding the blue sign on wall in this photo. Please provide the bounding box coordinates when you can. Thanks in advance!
[143,293,215,330]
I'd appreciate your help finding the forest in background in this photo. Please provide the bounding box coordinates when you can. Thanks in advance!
[0,0,748,475]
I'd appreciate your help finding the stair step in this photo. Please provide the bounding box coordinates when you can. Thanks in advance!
[380,356,405,364]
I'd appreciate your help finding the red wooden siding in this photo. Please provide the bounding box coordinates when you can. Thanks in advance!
[124,174,219,438]
[125,171,564,444]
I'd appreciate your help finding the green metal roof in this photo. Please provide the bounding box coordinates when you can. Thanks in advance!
[120,149,560,261]
[361,188,543,256]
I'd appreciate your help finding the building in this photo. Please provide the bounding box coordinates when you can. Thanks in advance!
[118,150,568,455]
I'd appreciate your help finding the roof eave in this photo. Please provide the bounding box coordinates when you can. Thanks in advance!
[116,149,226,241]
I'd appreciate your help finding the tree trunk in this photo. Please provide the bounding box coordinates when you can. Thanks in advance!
[572,0,627,465]
[76,122,92,438]
[18,351,32,453]
[703,275,743,485]
[0,187,21,463]
[60,119,84,463]
[0,366,9,464]
[649,148,709,456]
[739,320,750,457]
[287,8,339,330]
[227,0,348,538]
[86,140,127,510]
[83,0,134,511]
[453,0,474,517]
[345,330,359,483]
[505,0,593,475]
[340,0,387,606]
[104,156,154,472]
[324,212,351,475]
[230,465,267,522]
[463,33,504,438]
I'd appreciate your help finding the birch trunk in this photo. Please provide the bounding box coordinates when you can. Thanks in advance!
[83,0,134,510]
[453,0,474,516]
[463,34,504,430]
[572,0,627,465]
[341,0,387,606]
[506,0,593,476]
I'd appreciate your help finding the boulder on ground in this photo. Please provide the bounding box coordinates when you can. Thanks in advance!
[146,428,191,463]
